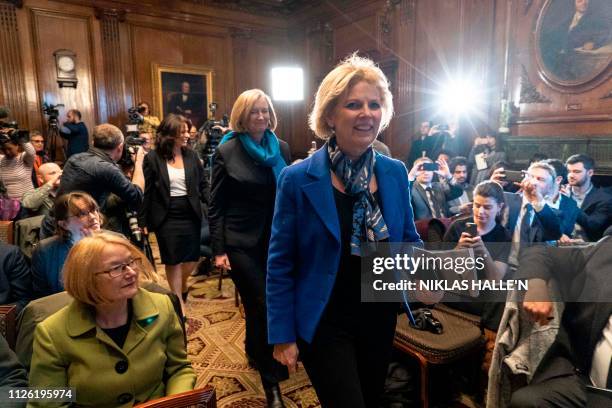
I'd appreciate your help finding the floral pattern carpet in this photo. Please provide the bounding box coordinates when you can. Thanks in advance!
[184,275,321,408]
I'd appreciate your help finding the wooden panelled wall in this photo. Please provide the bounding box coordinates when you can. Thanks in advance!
[0,0,303,154]
[1,0,610,166]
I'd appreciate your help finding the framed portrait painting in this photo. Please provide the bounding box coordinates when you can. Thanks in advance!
[535,0,612,91]
[152,63,214,129]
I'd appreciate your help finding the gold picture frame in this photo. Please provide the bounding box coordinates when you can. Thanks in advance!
[152,63,214,129]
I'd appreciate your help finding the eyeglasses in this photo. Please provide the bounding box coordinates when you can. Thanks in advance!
[96,257,142,278]
[31,140,45,144]
[69,209,98,221]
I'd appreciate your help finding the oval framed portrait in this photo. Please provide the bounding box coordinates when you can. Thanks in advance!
[535,0,612,92]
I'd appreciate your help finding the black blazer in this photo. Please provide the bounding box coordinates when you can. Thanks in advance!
[410,181,463,220]
[575,187,612,242]
[517,235,612,383]
[503,192,562,242]
[209,137,291,255]
[141,148,205,231]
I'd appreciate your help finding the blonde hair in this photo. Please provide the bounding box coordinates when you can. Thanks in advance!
[309,53,394,139]
[63,232,157,305]
[229,89,277,133]
[528,162,556,184]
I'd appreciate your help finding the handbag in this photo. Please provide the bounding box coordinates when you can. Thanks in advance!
[0,197,21,221]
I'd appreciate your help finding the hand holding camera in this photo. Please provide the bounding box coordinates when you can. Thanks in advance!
[435,157,451,180]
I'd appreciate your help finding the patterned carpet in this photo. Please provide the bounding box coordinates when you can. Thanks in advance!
[184,275,321,408]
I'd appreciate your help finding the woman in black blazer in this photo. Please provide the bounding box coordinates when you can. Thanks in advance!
[142,113,205,313]
[209,89,290,408]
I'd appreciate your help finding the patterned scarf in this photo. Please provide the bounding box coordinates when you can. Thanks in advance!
[327,136,389,256]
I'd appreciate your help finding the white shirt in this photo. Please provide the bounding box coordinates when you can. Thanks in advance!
[569,11,584,32]
[167,164,187,197]
[590,315,612,389]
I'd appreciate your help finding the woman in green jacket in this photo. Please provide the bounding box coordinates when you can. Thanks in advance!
[28,232,195,407]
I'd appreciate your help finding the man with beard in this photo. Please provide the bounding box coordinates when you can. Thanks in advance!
[447,156,473,216]
[566,154,612,242]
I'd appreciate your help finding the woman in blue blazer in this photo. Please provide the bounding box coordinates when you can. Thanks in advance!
[267,54,421,408]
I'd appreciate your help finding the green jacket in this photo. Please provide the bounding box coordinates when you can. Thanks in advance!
[28,288,195,407]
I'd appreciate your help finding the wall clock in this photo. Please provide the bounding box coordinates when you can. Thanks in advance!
[53,49,78,88]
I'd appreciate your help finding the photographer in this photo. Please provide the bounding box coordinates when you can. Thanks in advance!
[468,130,506,185]
[0,131,35,201]
[57,124,144,214]
[408,156,464,220]
[60,109,89,158]
[137,101,161,138]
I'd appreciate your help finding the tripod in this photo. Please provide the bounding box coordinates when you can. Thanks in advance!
[45,116,64,163]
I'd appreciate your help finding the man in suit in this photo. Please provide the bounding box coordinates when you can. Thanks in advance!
[510,230,612,407]
[408,156,463,220]
[504,161,562,267]
[447,156,473,216]
[168,81,202,119]
[542,159,580,240]
[566,154,612,242]
[406,120,433,168]
[0,243,32,313]
[542,0,611,81]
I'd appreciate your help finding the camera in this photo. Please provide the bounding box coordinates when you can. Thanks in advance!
[125,210,142,242]
[503,170,526,184]
[200,114,229,156]
[127,106,144,125]
[0,118,30,146]
[421,162,439,172]
[118,135,147,168]
[42,102,64,123]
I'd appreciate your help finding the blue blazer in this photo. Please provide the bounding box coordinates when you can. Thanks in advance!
[266,147,422,344]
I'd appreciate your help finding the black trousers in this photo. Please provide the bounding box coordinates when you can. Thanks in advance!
[509,373,587,408]
[226,245,288,385]
[297,304,398,408]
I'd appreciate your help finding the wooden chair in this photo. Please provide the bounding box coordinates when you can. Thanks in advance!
[0,220,14,244]
[0,304,18,350]
[135,387,216,408]
[394,304,484,408]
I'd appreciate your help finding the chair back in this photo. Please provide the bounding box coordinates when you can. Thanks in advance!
[415,218,450,242]
[14,215,45,257]
[0,304,18,349]
[135,387,216,408]
[15,291,72,369]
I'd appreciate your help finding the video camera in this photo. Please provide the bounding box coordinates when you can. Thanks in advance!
[199,102,229,156]
[42,102,64,125]
[127,106,144,126]
[118,135,147,169]
[0,106,29,146]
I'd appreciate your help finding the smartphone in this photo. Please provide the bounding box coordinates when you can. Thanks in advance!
[465,222,478,237]
[421,162,439,171]
[504,170,524,183]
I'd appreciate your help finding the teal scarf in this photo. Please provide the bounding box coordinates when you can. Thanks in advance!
[219,129,287,179]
